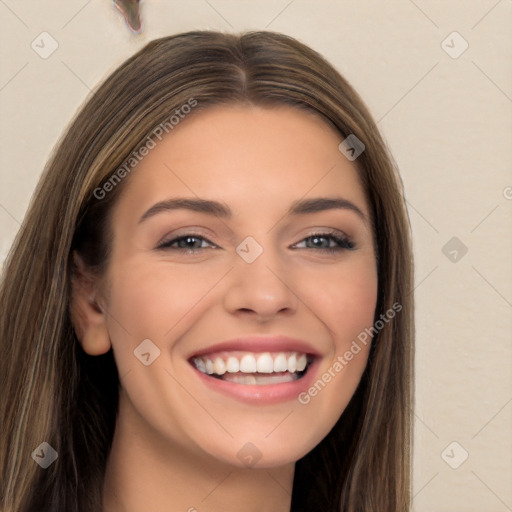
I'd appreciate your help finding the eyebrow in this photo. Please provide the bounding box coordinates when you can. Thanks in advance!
[138,196,368,224]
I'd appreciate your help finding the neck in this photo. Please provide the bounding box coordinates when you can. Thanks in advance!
[102,392,295,512]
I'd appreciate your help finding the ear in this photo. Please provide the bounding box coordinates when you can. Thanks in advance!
[70,251,111,355]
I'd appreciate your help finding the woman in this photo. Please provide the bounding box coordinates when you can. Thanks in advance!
[0,30,414,511]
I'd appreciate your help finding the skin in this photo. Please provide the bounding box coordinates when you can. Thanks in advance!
[71,105,378,512]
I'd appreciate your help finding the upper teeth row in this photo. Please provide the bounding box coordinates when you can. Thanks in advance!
[192,352,308,376]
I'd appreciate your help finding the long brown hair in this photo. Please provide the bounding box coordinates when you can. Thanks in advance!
[0,30,414,511]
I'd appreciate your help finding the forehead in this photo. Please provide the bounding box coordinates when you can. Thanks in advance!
[112,105,369,222]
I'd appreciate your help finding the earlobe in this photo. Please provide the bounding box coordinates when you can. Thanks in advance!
[70,251,111,356]
[79,321,112,356]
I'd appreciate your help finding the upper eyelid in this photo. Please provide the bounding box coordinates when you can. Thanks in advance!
[157,227,236,246]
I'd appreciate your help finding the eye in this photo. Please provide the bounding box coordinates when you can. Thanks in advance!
[293,232,355,252]
[156,234,217,252]
[156,231,355,254]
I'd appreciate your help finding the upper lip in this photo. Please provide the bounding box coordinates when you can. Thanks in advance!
[188,335,322,359]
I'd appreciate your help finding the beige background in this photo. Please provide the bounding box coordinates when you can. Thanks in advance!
[1,1,511,510]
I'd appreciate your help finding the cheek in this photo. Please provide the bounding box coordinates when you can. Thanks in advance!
[104,262,218,359]
[302,257,378,348]
[294,257,377,422]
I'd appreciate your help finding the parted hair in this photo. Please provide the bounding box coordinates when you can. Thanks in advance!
[0,30,414,511]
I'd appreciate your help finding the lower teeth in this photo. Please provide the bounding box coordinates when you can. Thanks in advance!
[212,370,306,385]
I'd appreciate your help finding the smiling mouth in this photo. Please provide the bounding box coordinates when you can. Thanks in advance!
[190,351,314,385]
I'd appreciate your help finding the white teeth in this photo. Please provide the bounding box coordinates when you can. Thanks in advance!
[287,354,297,373]
[234,375,256,385]
[222,373,297,385]
[240,354,257,373]
[297,354,307,372]
[273,353,288,372]
[193,357,206,373]
[192,351,311,378]
[226,356,240,373]
[256,353,274,373]
[213,357,226,375]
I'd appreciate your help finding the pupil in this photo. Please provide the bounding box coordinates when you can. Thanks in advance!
[180,237,198,248]
[311,236,327,248]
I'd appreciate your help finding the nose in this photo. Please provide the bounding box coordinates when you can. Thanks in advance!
[222,245,299,323]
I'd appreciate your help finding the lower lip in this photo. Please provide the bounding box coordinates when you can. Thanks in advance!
[190,358,320,405]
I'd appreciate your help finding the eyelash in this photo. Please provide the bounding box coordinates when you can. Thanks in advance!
[156,231,355,253]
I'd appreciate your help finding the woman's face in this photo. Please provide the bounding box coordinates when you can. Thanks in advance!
[96,105,377,468]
